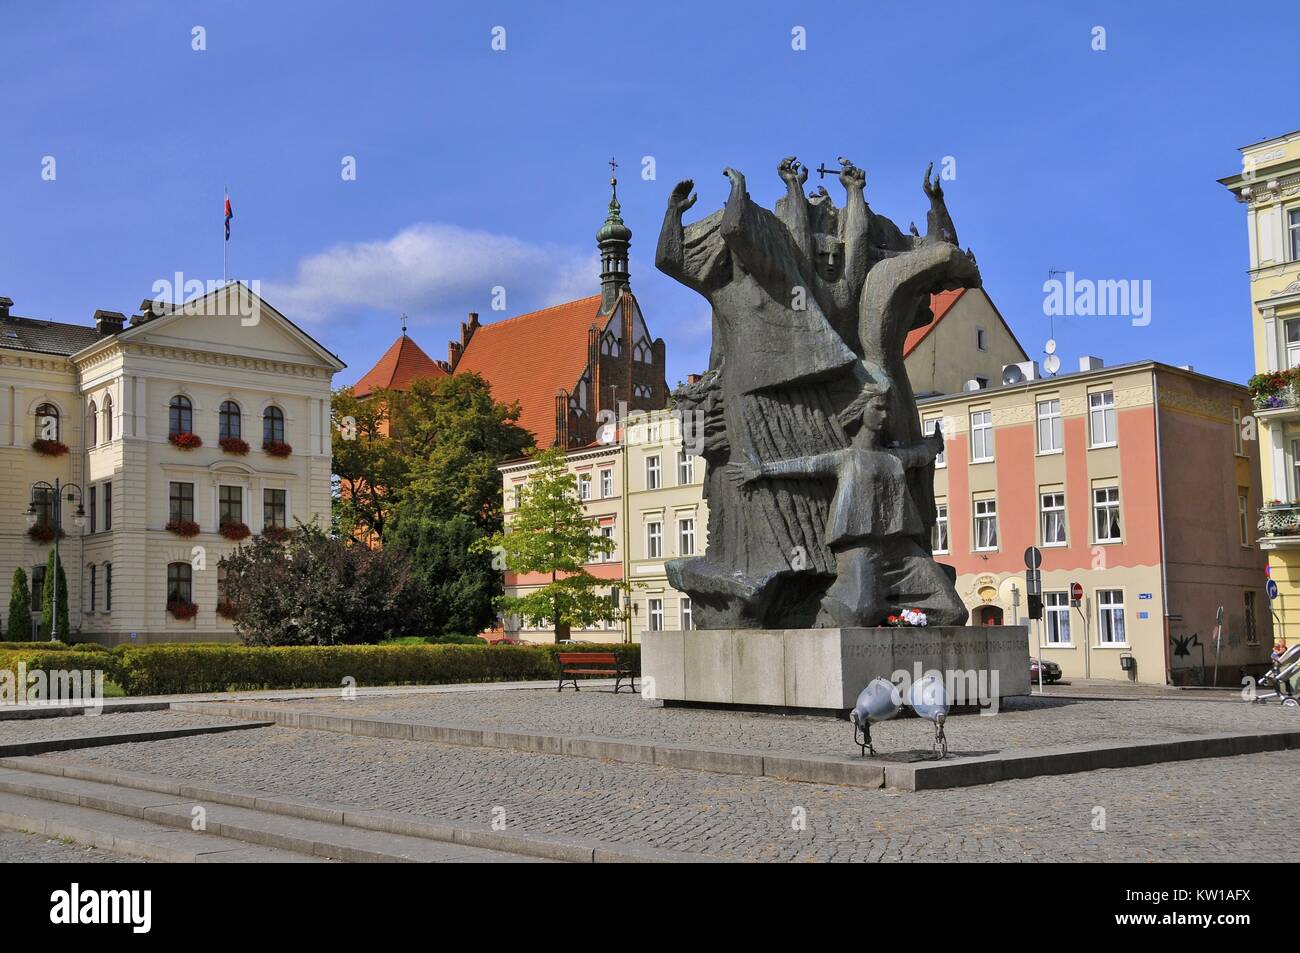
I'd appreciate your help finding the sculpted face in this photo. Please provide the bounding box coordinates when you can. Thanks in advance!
[815,235,844,282]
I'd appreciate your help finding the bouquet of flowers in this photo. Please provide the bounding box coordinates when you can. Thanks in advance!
[886,608,929,627]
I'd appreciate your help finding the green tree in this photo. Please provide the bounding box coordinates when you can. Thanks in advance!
[6,568,31,641]
[475,447,620,643]
[219,524,410,646]
[331,386,407,543]
[40,549,69,642]
[386,510,501,638]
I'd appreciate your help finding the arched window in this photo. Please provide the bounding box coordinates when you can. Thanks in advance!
[166,562,192,604]
[219,401,242,439]
[102,395,113,442]
[86,401,98,447]
[34,403,60,442]
[263,405,285,444]
[169,395,193,435]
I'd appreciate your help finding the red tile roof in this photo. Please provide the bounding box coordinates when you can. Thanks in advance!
[352,334,446,397]
[452,295,605,446]
[904,289,968,357]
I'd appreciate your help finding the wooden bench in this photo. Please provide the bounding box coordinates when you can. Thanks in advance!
[556,652,637,694]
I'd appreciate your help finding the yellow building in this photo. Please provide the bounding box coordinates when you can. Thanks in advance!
[1221,129,1300,647]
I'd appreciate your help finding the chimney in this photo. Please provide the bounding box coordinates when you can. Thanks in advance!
[461,312,480,346]
[0,296,12,320]
[94,310,126,336]
[687,373,702,385]
[1079,356,1105,372]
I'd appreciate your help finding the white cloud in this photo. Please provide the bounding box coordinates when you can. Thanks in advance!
[263,223,599,327]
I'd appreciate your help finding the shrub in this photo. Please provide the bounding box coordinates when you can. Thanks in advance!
[6,568,31,641]
[0,649,126,693]
[260,525,291,543]
[110,642,639,695]
[168,431,203,449]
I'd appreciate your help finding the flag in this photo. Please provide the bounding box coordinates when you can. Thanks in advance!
[224,194,233,241]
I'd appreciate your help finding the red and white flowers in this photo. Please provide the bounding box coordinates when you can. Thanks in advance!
[886,608,929,627]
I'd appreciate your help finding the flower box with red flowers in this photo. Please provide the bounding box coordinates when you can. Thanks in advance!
[216,600,239,620]
[165,518,201,537]
[260,524,292,543]
[262,440,293,458]
[219,436,250,455]
[167,600,199,620]
[168,431,203,450]
[219,520,251,541]
[31,439,70,457]
[26,524,65,543]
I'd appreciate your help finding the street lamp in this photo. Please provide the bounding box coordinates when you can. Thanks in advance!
[28,479,84,642]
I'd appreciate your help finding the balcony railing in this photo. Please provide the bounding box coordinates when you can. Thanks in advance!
[1250,371,1300,412]
[1258,502,1300,540]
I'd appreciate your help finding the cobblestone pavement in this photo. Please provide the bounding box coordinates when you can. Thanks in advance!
[0,710,252,747]
[0,829,146,863]
[49,726,1289,862]
[230,690,1298,759]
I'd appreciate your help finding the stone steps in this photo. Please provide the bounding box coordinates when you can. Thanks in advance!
[0,762,554,863]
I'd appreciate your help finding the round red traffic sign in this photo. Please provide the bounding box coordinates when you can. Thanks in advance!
[1070,582,1083,601]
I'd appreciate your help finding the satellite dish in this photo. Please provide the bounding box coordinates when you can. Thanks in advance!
[1043,353,1062,375]
[962,379,983,392]
[1002,364,1025,386]
[1044,338,1057,355]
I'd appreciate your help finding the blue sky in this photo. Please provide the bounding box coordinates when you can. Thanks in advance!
[0,1,1284,390]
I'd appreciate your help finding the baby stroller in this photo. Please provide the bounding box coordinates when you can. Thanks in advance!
[1253,644,1300,708]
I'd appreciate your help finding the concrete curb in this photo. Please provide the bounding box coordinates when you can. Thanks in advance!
[0,701,171,721]
[0,720,272,759]
[2,756,720,864]
[173,700,1300,792]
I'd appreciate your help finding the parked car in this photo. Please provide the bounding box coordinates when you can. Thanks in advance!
[490,636,525,646]
[558,639,592,645]
[1029,657,1062,684]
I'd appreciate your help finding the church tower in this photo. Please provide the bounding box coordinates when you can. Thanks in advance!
[596,160,632,315]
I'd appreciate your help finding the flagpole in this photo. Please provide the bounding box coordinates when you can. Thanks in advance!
[223,185,228,285]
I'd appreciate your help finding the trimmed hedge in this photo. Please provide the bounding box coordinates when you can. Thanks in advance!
[110,641,640,696]
[0,649,126,689]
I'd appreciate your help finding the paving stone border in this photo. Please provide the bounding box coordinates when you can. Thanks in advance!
[0,720,272,759]
[0,701,170,721]
[173,700,1300,792]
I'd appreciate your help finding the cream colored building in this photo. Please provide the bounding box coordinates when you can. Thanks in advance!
[1220,130,1300,645]
[0,284,344,644]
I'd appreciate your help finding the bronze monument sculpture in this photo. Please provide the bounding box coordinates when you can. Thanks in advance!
[656,157,979,630]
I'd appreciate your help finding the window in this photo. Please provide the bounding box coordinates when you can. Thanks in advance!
[1244,591,1259,645]
[678,518,696,556]
[976,327,988,351]
[219,486,243,526]
[678,451,694,484]
[1088,391,1116,446]
[1291,208,1300,262]
[1036,399,1062,453]
[87,400,98,446]
[31,486,55,529]
[1097,589,1126,643]
[970,410,993,462]
[600,469,613,498]
[264,489,287,529]
[1041,492,1067,546]
[1287,320,1300,370]
[923,417,945,467]
[648,598,663,632]
[974,498,998,551]
[578,473,591,501]
[1093,486,1121,542]
[680,597,694,631]
[169,482,194,522]
[167,562,193,605]
[1045,591,1071,644]
[1233,406,1245,456]
[104,563,112,612]
[88,484,97,534]
[1239,488,1252,547]
[600,525,615,561]
[34,402,59,442]
[103,482,112,531]
[103,395,113,442]
[932,503,949,554]
[646,521,663,559]
[87,565,96,613]
[263,405,285,444]
[646,455,661,490]
[219,401,242,439]
[169,395,193,435]
[31,566,46,613]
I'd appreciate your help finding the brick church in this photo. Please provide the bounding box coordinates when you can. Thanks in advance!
[353,175,668,448]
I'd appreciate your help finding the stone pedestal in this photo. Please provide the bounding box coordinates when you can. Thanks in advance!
[642,626,1030,715]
